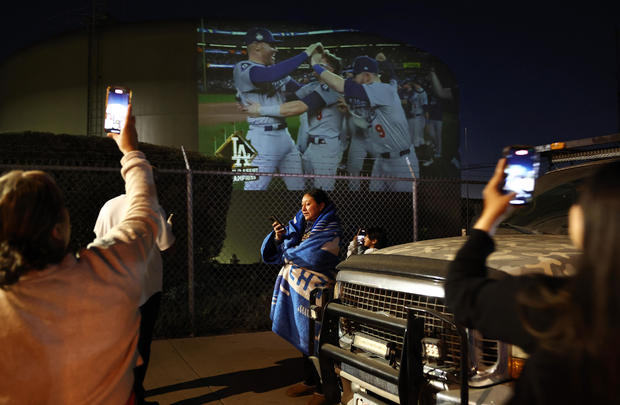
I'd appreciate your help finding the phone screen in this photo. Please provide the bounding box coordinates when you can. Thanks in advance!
[105,86,131,134]
[357,230,366,244]
[502,146,540,205]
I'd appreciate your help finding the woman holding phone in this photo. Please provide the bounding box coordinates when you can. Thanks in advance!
[446,158,620,404]
[261,188,342,405]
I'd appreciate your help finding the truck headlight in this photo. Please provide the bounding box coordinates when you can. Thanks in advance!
[333,281,342,299]
[422,337,443,361]
[352,333,391,359]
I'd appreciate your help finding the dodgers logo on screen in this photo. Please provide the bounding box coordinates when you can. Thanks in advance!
[231,136,255,167]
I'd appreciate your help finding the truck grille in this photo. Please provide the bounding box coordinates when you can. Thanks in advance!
[339,281,498,371]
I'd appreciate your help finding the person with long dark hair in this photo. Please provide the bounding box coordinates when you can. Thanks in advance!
[0,106,160,405]
[446,158,620,404]
[261,188,343,405]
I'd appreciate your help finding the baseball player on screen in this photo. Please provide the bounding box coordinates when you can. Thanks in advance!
[311,54,419,192]
[233,27,323,190]
[407,77,429,148]
[241,51,345,191]
[338,91,374,191]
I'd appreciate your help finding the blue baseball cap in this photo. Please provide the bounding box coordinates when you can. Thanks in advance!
[244,27,281,45]
[352,56,378,75]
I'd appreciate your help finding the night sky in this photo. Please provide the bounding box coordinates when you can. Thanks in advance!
[2,1,619,179]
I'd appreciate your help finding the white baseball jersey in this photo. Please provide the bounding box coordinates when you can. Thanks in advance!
[233,60,292,127]
[296,82,343,139]
[346,80,420,188]
[351,81,411,155]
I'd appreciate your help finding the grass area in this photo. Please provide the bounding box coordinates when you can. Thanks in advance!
[199,118,302,156]
[198,92,301,190]
[198,93,237,104]
[198,93,302,156]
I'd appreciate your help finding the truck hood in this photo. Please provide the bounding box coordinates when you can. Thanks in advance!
[339,234,579,278]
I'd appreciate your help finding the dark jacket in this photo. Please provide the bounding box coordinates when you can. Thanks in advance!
[445,229,596,405]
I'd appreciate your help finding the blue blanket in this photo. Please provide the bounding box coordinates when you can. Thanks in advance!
[261,203,342,355]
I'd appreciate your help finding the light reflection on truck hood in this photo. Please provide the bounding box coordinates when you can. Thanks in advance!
[374,234,579,277]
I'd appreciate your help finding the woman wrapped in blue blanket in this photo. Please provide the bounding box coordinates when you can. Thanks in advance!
[261,188,342,405]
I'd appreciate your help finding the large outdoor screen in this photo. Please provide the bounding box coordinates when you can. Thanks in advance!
[197,21,460,191]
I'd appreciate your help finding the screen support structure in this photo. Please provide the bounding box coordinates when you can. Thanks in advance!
[86,0,106,137]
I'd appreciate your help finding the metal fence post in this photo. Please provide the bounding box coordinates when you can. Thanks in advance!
[405,156,418,242]
[412,178,418,242]
[181,146,195,336]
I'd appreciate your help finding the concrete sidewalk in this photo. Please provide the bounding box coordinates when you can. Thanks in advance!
[144,331,314,405]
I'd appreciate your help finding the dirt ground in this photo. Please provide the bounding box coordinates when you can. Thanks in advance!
[199,102,247,126]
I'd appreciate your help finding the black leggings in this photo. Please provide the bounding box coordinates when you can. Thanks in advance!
[303,354,322,392]
[134,292,161,402]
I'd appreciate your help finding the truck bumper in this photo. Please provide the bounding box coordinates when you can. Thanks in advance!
[436,383,514,405]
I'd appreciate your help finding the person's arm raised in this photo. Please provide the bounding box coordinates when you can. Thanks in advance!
[91,104,159,248]
[84,104,159,308]
[311,52,346,93]
[249,43,323,84]
[473,158,515,234]
[314,66,345,94]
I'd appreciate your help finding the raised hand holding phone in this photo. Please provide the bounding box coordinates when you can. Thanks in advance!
[356,228,366,245]
[270,215,285,242]
[107,104,138,155]
[474,158,516,234]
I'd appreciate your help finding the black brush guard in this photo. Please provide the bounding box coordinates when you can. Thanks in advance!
[309,288,469,405]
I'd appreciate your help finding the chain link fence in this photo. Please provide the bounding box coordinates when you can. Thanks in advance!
[0,163,483,338]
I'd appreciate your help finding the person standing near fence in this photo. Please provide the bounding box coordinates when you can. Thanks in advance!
[233,27,323,190]
[0,105,160,404]
[92,194,175,405]
[241,51,345,191]
[311,54,419,192]
[261,188,343,405]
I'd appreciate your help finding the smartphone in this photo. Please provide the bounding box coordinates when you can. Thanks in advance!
[269,215,283,227]
[104,86,132,134]
[502,145,541,205]
[357,229,366,244]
